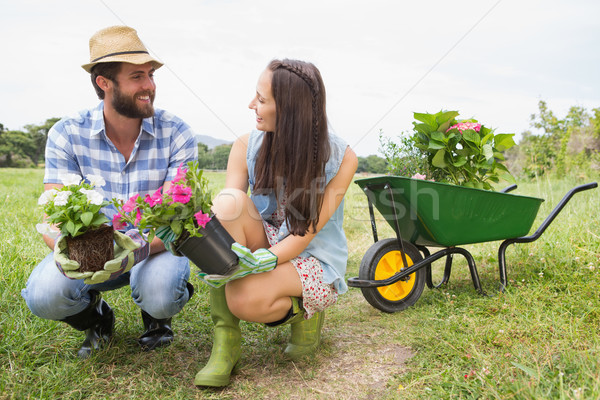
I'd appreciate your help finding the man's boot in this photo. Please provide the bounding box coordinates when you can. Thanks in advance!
[138,282,194,351]
[61,290,114,359]
[266,297,325,361]
[194,286,241,387]
[138,311,174,351]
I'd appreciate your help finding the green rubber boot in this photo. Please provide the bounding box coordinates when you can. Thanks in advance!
[284,310,325,360]
[194,286,241,387]
[265,297,325,360]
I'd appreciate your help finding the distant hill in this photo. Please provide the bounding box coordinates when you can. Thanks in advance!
[196,134,233,149]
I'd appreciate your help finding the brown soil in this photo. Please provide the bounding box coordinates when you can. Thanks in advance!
[66,225,114,272]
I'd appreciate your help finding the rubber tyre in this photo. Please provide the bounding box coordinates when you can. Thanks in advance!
[358,238,426,313]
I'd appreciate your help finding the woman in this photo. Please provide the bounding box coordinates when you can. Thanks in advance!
[195,59,358,387]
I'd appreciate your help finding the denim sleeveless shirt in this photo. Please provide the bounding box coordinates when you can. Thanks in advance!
[246,130,349,294]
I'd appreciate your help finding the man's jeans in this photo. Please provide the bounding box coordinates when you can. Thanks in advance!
[21,250,192,320]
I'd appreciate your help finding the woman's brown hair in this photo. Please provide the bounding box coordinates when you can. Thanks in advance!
[254,59,331,236]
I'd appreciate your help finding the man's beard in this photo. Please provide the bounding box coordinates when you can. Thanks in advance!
[111,84,155,119]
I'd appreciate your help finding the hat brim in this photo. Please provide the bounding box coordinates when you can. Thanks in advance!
[82,53,163,73]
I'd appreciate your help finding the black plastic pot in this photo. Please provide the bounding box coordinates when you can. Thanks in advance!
[175,216,239,275]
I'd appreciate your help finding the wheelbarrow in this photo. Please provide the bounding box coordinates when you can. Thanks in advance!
[347,176,597,313]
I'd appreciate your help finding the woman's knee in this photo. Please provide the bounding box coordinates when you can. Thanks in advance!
[225,283,266,320]
[212,188,260,223]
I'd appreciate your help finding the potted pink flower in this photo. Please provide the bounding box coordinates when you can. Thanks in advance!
[112,161,238,275]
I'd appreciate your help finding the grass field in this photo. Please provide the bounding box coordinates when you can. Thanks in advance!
[1,168,599,399]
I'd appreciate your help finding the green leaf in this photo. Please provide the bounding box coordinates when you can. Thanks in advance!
[481,133,493,146]
[436,110,459,125]
[495,163,509,172]
[432,149,448,168]
[488,175,500,183]
[431,131,445,142]
[428,140,445,150]
[499,172,516,184]
[91,214,110,226]
[66,220,75,236]
[456,148,471,157]
[482,144,494,161]
[452,156,467,167]
[81,211,93,226]
[494,133,516,151]
[493,151,505,161]
[462,129,480,145]
[413,113,437,127]
[170,220,183,236]
[414,123,434,135]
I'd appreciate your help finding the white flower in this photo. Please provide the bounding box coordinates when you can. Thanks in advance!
[53,190,72,206]
[86,174,106,188]
[35,223,60,239]
[37,189,58,205]
[79,188,104,205]
[59,173,82,187]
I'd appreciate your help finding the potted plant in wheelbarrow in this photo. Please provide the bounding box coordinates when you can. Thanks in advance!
[112,161,239,277]
[36,174,139,284]
[408,109,517,188]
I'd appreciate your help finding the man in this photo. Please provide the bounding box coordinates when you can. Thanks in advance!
[21,26,197,358]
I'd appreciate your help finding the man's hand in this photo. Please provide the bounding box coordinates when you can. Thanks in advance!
[54,229,150,284]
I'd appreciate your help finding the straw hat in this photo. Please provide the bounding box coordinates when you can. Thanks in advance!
[82,26,163,73]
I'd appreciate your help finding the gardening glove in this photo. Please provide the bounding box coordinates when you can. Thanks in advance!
[55,229,150,284]
[197,242,277,288]
[155,225,183,256]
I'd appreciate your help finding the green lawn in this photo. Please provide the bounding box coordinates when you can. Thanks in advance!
[1,169,599,399]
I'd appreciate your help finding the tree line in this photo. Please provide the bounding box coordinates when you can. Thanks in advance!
[0,119,388,173]
[7,100,594,179]
[0,118,234,170]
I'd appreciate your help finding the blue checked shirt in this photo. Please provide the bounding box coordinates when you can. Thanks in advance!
[44,101,198,221]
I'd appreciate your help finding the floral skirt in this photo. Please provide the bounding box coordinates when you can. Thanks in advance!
[263,221,338,319]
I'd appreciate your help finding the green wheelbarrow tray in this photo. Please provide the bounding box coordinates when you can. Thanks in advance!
[355,176,544,247]
[349,176,598,313]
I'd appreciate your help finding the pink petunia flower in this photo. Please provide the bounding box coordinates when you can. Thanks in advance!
[112,214,127,230]
[167,184,192,204]
[134,209,143,226]
[411,173,427,180]
[194,211,211,228]
[446,122,481,134]
[122,194,140,212]
[173,163,188,184]
[144,187,163,207]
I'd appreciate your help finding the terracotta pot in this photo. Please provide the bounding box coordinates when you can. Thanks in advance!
[65,225,114,273]
[175,216,239,275]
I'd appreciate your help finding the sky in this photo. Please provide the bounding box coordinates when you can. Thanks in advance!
[1,0,599,157]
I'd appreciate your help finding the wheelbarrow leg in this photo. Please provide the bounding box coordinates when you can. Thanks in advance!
[422,246,484,295]
[425,254,453,289]
[453,247,484,295]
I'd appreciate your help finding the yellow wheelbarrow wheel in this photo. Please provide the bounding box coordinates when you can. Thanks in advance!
[358,238,425,312]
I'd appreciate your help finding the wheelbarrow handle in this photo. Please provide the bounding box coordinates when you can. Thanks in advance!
[497,181,597,291]
[512,181,597,243]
